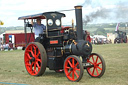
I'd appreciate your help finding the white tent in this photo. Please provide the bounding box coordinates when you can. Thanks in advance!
[93,35,107,43]
[93,35,107,39]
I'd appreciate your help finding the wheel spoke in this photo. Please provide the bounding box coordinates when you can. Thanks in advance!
[30,62,34,70]
[26,54,32,59]
[92,56,95,63]
[72,71,74,80]
[33,46,37,55]
[68,70,72,76]
[26,50,31,52]
[74,62,78,67]
[65,66,70,69]
[75,68,80,71]
[36,62,41,72]
[97,62,102,65]
[92,67,95,76]
[31,50,35,58]
[96,68,99,75]
[34,63,36,71]
[37,59,41,63]
[68,60,73,67]
[97,66,102,70]
[36,52,40,58]
[72,58,74,67]
[34,70,38,74]
[31,62,34,67]
[36,62,40,68]
[26,63,31,66]
[87,60,94,65]
[95,56,98,64]
[26,50,35,58]
[74,71,79,78]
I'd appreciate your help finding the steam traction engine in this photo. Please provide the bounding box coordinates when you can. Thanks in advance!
[18,6,106,82]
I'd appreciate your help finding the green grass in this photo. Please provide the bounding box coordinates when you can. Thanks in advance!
[0,44,128,85]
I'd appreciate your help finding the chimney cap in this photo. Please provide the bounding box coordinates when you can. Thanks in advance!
[74,6,82,9]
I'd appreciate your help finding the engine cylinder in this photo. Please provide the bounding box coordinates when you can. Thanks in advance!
[71,40,92,56]
[58,40,92,56]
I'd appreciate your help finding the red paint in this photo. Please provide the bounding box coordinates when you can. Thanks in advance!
[24,44,41,75]
[4,33,35,47]
[87,54,103,77]
[50,40,58,44]
[64,57,80,81]
[61,26,71,33]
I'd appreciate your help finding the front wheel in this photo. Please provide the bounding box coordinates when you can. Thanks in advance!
[64,55,84,82]
[86,53,106,78]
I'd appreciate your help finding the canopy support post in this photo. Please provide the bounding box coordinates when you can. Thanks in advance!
[24,19,27,46]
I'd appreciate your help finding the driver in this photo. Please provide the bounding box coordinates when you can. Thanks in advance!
[31,18,46,39]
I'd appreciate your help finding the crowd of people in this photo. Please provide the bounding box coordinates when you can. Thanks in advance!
[0,43,10,51]
[92,37,112,44]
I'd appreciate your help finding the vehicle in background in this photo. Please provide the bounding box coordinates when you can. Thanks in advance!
[114,23,127,43]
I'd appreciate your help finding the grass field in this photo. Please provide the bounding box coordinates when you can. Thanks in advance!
[0,44,128,85]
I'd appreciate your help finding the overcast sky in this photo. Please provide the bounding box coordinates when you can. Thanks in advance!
[0,0,128,27]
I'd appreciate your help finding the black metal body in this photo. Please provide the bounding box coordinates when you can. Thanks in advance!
[18,6,92,70]
[75,6,83,40]
[44,6,92,70]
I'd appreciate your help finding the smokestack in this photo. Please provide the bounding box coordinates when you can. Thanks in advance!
[75,6,83,40]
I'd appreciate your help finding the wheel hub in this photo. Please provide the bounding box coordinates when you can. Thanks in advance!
[30,57,35,62]
[69,67,73,71]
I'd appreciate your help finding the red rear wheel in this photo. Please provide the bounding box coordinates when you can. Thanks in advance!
[24,42,47,76]
[86,53,105,78]
[64,55,83,82]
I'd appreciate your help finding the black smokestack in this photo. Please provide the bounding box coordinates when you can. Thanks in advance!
[75,6,83,40]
